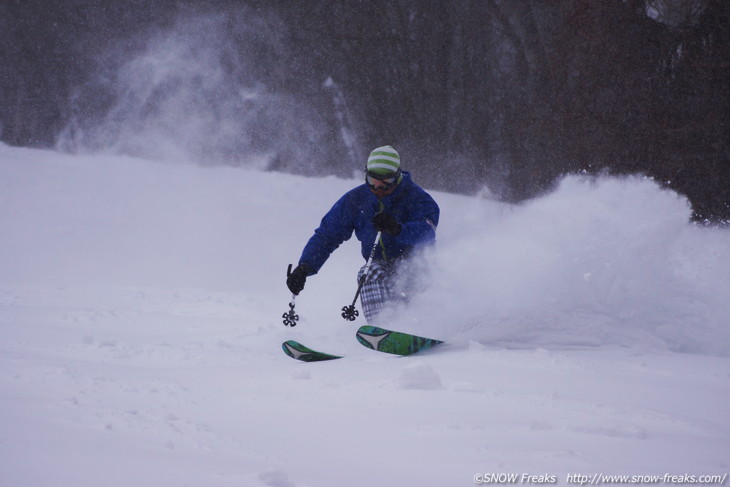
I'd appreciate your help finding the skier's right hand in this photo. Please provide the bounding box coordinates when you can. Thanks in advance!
[286,263,310,295]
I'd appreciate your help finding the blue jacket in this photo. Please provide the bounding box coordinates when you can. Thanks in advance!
[299,172,439,275]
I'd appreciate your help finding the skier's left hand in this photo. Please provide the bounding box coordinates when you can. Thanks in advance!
[286,263,310,295]
[372,213,401,236]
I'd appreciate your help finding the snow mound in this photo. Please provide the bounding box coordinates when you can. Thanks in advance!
[396,361,443,390]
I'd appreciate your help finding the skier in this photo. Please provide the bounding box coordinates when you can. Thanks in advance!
[286,145,440,324]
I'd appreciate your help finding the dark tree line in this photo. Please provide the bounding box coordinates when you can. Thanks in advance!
[1,0,728,222]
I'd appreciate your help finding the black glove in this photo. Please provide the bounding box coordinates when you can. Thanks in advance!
[286,263,311,295]
[372,213,401,235]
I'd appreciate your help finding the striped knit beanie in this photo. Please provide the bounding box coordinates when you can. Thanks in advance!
[366,145,401,175]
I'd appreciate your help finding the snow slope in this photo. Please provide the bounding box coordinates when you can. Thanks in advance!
[1,144,728,487]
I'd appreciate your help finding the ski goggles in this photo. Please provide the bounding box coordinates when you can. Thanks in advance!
[366,170,400,188]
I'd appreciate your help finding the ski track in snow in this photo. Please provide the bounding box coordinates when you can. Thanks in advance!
[1,144,729,487]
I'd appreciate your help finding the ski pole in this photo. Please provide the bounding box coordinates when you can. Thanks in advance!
[341,231,381,321]
[283,264,300,326]
[282,292,299,326]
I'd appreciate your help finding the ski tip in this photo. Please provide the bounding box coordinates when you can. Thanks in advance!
[356,325,389,336]
[281,340,302,359]
[282,340,342,362]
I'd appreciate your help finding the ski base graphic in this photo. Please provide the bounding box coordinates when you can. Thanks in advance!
[356,325,444,356]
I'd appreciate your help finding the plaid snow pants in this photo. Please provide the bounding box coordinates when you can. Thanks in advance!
[357,261,393,324]
[357,256,430,324]
[357,259,413,324]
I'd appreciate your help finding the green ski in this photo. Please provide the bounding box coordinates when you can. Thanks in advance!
[282,340,342,362]
[356,325,444,356]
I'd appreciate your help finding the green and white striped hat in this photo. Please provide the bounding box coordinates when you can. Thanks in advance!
[366,145,401,175]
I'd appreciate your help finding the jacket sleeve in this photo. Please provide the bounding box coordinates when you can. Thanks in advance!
[396,188,439,246]
[298,193,356,274]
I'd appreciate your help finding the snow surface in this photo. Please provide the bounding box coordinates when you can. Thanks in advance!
[1,143,729,486]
